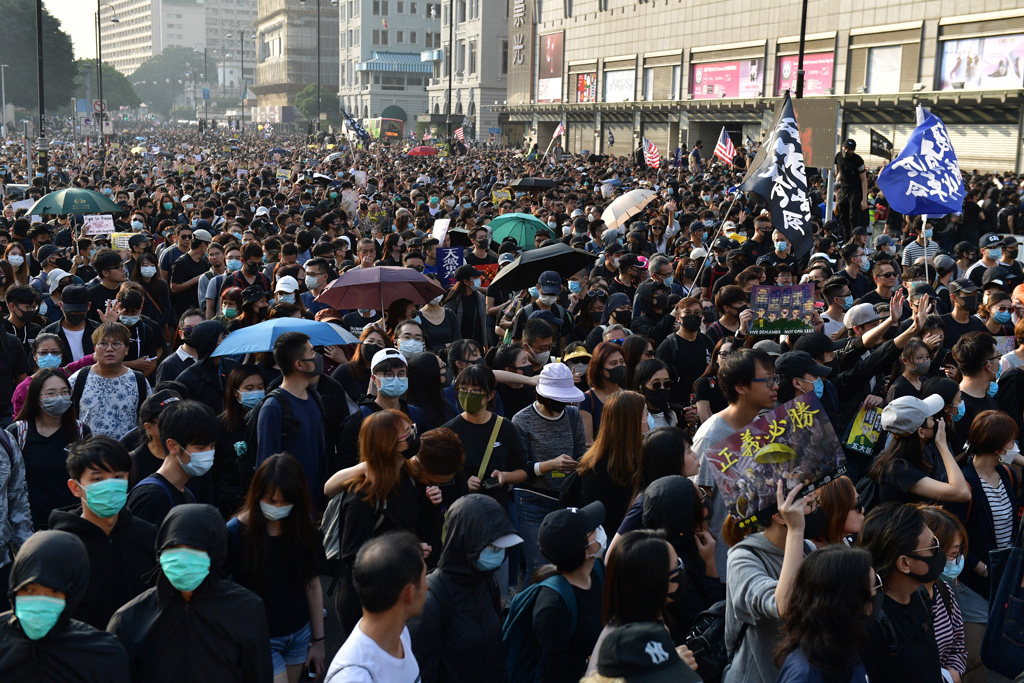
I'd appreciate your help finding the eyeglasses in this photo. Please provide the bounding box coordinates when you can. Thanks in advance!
[647,380,673,391]
[40,390,71,399]
[457,388,488,398]
[668,556,684,581]
[852,498,865,514]
[877,271,896,278]
[398,423,418,441]
[751,374,782,388]
[909,538,942,557]
[872,572,883,596]
[399,334,426,343]
[376,371,408,380]
[96,341,125,350]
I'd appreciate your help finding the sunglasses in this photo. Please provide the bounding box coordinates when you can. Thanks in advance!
[585,290,608,301]
[647,380,673,391]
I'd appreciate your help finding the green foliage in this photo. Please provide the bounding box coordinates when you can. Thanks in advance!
[131,48,219,118]
[294,84,339,121]
[74,61,141,110]
[0,0,76,112]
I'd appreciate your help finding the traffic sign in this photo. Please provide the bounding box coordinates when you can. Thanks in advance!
[488,127,501,134]
[92,100,107,113]
[102,120,112,133]
[203,88,210,101]
[83,117,93,126]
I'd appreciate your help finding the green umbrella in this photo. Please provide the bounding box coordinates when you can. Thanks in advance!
[487,212,551,251]
[26,188,126,217]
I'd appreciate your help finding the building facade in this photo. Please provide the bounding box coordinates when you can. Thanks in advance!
[502,0,1024,172]
[253,0,340,126]
[101,0,258,82]
[418,0,509,141]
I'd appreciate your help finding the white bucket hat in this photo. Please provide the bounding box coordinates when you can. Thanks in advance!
[536,363,585,403]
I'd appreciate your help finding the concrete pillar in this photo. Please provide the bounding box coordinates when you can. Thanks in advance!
[594,110,602,154]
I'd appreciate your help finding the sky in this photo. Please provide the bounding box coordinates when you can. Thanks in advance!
[46,0,99,60]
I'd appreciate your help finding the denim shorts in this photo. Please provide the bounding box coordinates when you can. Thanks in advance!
[270,621,312,675]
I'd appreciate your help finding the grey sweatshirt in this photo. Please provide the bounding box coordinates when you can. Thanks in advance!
[511,403,586,494]
[722,532,785,683]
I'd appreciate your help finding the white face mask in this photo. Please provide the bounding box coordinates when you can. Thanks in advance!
[1001,443,1020,464]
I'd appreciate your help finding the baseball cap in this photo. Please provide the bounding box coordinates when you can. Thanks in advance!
[954,241,975,256]
[712,236,736,251]
[983,266,1011,289]
[792,331,845,358]
[808,251,836,265]
[843,302,881,329]
[1002,235,1019,248]
[843,139,856,149]
[979,233,1002,249]
[933,254,956,274]
[498,252,516,265]
[881,394,945,436]
[907,282,936,300]
[948,278,980,295]
[605,242,626,255]
[537,270,562,294]
[191,228,213,243]
[60,284,90,312]
[241,285,268,306]
[597,622,702,683]
[46,269,72,295]
[570,208,584,218]
[128,233,152,248]
[275,275,300,293]
[138,389,182,424]
[851,226,869,237]
[873,234,894,248]
[538,501,605,568]
[37,244,60,262]
[371,347,406,369]
[752,339,782,358]
[617,253,645,271]
[690,247,708,260]
[775,350,832,379]
[254,206,270,217]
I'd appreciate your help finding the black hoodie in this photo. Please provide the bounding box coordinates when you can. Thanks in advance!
[107,504,272,683]
[176,320,237,414]
[631,280,677,346]
[0,530,129,682]
[48,505,157,630]
[408,494,518,683]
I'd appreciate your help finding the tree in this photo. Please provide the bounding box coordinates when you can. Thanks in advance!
[295,84,339,122]
[74,61,141,110]
[0,0,76,113]
[131,48,219,118]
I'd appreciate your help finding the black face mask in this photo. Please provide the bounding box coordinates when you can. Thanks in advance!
[803,506,827,540]
[869,588,885,622]
[518,365,537,378]
[906,548,945,584]
[588,310,603,324]
[958,295,978,313]
[604,365,627,386]
[245,262,260,274]
[682,266,696,279]
[615,310,633,327]
[403,432,421,459]
[300,354,324,377]
[643,387,671,411]
[653,294,669,310]
[64,312,87,326]
[680,314,702,332]
[55,257,73,271]
[439,369,453,388]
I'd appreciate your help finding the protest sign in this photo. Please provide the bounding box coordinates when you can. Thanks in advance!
[437,247,465,289]
[491,188,512,205]
[844,405,884,457]
[82,214,115,236]
[432,218,451,244]
[994,335,1015,357]
[276,169,291,180]
[110,232,134,251]
[705,392,846,529]
[748,283,815,336]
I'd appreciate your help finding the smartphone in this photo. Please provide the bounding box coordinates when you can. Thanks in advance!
[942,350,956,368]
[482,476,501,489]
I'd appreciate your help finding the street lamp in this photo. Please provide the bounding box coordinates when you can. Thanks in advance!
[95,2,120,147]
[0,65,8,138]
[446,0,454,143]
[298,0,339,135]
[226,24,256,132]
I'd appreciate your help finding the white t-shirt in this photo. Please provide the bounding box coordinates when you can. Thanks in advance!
[820,314,844,338]
[325,622,420,683]
[64,326,86,361]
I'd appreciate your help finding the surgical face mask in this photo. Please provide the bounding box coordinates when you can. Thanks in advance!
[588,525,608,560]
[989,248,1003,260]
[41,395,72,417]
[305,274,321,290]
[178,447,215,477]
[15,595,65,640]
[399,339,424,358]
[239,389,265,409]
[81,477,128,518]
[703,219,714,228]
[646,412,656,432]
[1000,443,1020,464]
[988,381,999,398]
[226,259,243,272]
[953,401,965,422]
[102,187,113,195]
[857,255,869,269]
[119,315,140,327]
[141,265,157,278]
[942,555,965,581]
[662,276,674,287]
[222,306,238,318]
[260,500,294,521]
[538,294,558,306]
[378,376,409,398]
[994,310,1012,325]
[36,353,61,370]
[528,346,550,366]
[529,286,540,298]
[472,278,482,288]
[278,293,295,304]
[458,389,488,414]
[924,229,934,239]
[774,240,788,252]
[568,280,582,293]
[8,254,24,267]
[160,547,211,592]
[548,220,557,230]
[842,295,854,311]
[131,220,144,231]
[812,377,824,398]
[562,225,572,237]
[163,202,173,211]
[475,545,506,572]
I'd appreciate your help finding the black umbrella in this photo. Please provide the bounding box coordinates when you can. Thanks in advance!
[156,151,173,159]
[447,228,473,248]
[489,242,597,292]
[509,177,558,190]
[268,147,289,155]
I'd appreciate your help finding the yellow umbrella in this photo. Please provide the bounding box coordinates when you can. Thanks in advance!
[130,146,145,154]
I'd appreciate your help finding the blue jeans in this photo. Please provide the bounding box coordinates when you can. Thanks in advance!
[513,488,560,588]
[269,621,311,676]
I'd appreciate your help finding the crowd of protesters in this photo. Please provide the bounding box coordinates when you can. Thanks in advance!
[0,122,1023,683]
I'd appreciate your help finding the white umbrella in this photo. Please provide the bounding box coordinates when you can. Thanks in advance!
[600,189,657,230]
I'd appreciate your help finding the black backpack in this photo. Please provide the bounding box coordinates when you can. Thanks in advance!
[238,387,324,489]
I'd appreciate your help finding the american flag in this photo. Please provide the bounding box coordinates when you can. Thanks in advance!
[423,130,433,141]
[552,121,565,139]
[454,127,464,141]
[714,127,736,164]
[643,138,661,169]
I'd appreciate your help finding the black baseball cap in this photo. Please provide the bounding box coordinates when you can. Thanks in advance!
[792,331,845,359]
[597,622,702,682]
[60,284,90,312]
[775,350,832,379]
[949,278,980,295]
[843,139,856,149]
[538,501,605,568]
[538,270,562,294]
[979,233,1002,249]
[242,285,269,305]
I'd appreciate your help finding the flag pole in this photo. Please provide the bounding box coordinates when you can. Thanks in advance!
[689,192,742,300]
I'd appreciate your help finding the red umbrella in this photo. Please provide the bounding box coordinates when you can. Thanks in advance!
[407,146,439,156]
[314,266,445,312]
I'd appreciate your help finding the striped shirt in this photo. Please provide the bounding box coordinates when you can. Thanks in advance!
[980,477,1014,549]
[931,581,967,678]
[902,239,940,266]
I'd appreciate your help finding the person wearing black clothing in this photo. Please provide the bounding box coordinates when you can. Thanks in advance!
[837,243,873,300]
[941,279,987,350]
[86,250,126,324]
[532,501,606,683]
[443,265,488,347]
[48,436,157,630]
[464,226,498,266]
[331,327,387,410]
[3,284,42,359]
[153,309,204,384]
[631,280,677,347]
[835,139,868,241]
[108,504,273,683]
[41,284,98,366]
[656,298,714,405]
[858,503,945,683]
[176,320,236,415]
[169,229,211,321]
[0,530,130,682]
[341,308,382,337]
[590,244,622,282]
[408,494,523,683]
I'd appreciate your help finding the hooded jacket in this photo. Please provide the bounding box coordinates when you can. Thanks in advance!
[408,494,517,683]
[48,505,157,630]
[0,530,129,682]
[631,280,677,345]
[641,476,724,642]
[175,320,236,414]
[107,504,272,683]
[585,292,633,350]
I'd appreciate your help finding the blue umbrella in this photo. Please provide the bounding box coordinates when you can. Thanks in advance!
[211,318,358,357]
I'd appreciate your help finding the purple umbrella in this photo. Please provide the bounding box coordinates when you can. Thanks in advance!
[314,266,445,312]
